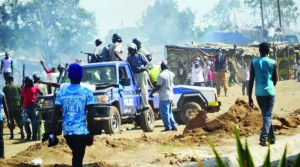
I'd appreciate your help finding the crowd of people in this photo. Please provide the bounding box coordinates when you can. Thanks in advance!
[0,32,291,165]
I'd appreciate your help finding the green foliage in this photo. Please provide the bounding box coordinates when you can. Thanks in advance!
[0,0,97,63]
[210,128,300,167]
[244,0,299,29]
[234,128,254,167]
[292,153,300,167]
[262,146,271,167]
[277,146,287,167]
[209,141,226,167]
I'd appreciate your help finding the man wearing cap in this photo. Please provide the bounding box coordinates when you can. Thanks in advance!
[109,33,123,61]
[149,60,177,131]
[49,63,95,167]
[3,75,24,139]
[1,52,13,84]
[126,43,150,111]
[191,59,205,86]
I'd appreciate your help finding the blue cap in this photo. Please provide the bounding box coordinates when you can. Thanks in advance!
[194,60,200,65]
[68,63,83,80]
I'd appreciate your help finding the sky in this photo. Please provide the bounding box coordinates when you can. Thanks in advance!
[79,0,220,38]
[79,0,300,39]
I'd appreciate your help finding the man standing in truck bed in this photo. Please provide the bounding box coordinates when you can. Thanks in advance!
[126,43,150,111]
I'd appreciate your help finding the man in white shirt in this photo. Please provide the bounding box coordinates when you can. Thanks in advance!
[191,60,205,86]
[0,52,13,84]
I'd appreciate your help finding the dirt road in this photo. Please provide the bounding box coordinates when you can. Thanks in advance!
[1,80,300,167]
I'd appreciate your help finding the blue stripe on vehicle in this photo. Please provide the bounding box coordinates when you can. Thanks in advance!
[173,87,199,94]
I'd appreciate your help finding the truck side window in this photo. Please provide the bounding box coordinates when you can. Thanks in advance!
[119,66,130,86]
[119,67,128,80]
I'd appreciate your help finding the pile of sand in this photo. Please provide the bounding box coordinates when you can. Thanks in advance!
[176,98,300,145]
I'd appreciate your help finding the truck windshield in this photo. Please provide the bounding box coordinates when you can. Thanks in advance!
[65,66,117,85]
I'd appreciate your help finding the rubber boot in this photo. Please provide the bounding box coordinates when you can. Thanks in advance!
[9,127,14,140]
[24,124,31,140]
[217,89,220,96]
[19,125,25,139]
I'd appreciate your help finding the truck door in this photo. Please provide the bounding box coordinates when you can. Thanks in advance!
[118,65,138,116]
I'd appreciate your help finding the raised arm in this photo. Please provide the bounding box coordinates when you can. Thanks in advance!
[272,63,278,86]
[40,60,51,74]
[39,80,60,88]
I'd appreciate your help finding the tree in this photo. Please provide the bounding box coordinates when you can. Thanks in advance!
[0,0,97,64]
[244,0,299,29]
[140,0,196,45]
[202,0,241,31]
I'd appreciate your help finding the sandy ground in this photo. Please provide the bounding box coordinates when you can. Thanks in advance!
[0,79,300,167]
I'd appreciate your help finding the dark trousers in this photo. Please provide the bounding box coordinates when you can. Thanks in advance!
[256,96,275,143]
[242,81,249,96]
[0,121,4,158]
[65,135,88,167]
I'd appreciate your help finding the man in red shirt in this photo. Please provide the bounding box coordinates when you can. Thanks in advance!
[21,76,43,141]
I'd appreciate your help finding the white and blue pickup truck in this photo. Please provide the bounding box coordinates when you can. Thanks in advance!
[38,61,220,135]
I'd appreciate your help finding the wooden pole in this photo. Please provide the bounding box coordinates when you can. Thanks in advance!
[277,0,282,28]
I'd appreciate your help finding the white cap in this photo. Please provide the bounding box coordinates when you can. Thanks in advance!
[162,59,168,65]
[128,43,137,50]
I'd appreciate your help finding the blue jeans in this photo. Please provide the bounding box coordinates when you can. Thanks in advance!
[256,96,275,143]
[159,100,177,130]
[22,107,38,140]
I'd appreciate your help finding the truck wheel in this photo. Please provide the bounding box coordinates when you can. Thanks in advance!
[173,112,185,125]
[104,106,121,134]
[140,106,155,132]
[180,102,202,124]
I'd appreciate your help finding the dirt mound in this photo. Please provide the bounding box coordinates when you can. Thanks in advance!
[175,99,300,146]
[183,109,207,133]
[186,98,261,136]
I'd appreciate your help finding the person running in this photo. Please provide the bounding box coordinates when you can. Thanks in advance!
[149,60,177,131]
[0,52,13,84]
[21,76,43,141]
[49,63,95,167]
[249,42,278,146]
[3,75,24,139]
[0,91,10,159]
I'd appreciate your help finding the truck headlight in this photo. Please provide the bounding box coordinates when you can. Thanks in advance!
[39,99,54,109]
[95,94,110,103]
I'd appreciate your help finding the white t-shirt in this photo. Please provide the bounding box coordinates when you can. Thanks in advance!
[94,46,103,55]
[1,58,12,73]
[192,66,205,83]
[46,72,59,93]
